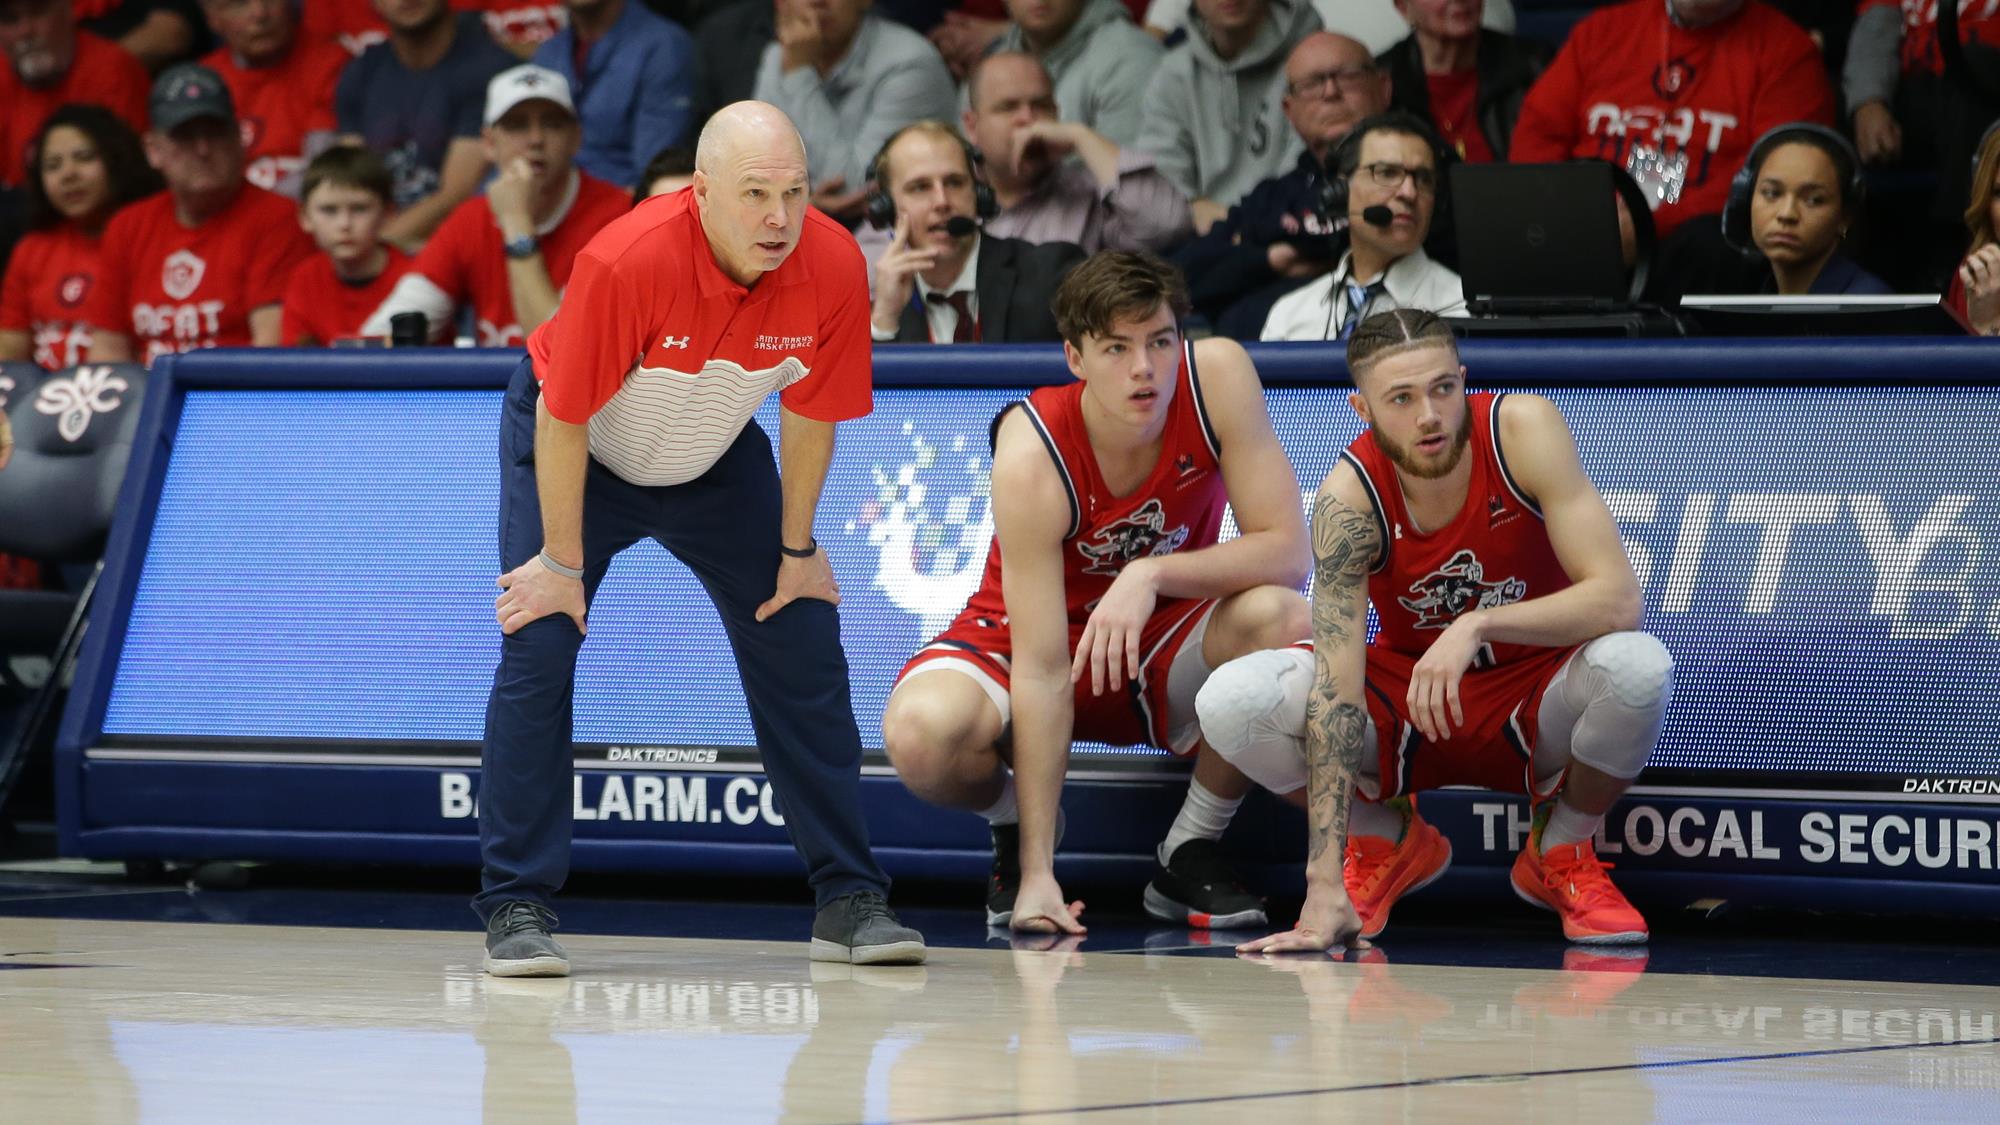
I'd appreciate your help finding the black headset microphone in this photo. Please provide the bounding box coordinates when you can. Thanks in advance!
[942,216,979,237]
[1359,204,1395,228]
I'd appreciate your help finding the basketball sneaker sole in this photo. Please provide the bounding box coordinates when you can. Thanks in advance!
[483,952,571,977]
[1510,869,1649,945]
[1141,884,1268,930]
[809,937,929,965]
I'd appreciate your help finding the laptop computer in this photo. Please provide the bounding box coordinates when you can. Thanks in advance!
[1450,163,1631,315]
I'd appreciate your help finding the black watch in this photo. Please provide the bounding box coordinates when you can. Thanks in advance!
[503,233,540,259]
[780,537,819,558]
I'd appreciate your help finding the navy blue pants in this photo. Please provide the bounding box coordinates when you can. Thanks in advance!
[472,358,889,922]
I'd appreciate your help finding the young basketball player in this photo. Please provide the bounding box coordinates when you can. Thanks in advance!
[881,251,1312,934]
[1209,308,1675,952]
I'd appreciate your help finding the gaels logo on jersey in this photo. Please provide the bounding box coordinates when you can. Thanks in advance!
[1398,549,1527,629]
[1077,498,1190,577]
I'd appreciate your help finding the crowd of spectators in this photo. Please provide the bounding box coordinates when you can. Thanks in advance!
[3,0,2000,372]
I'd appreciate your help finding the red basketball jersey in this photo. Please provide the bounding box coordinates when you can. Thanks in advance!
[960,341,1227,627]
[1344,392,1572,667]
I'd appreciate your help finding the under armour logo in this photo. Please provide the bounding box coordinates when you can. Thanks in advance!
[35,365,129,442]
[662,335,691,349]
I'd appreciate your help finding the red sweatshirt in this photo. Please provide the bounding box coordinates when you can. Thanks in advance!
[1509,0,1834,236]
[1857,0,2000,77]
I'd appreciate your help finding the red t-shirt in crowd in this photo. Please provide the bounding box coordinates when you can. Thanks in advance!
[526,189,873,487]
[202,39,350,196]
[281,245,415,345]
[303,0,390,56]
[0,222,106,370]
[0,31,150,188]
[1427,70,1496,163]
[1858,0,2000,76]
[474,0,568,50]
[409,171,628,346]
[1509,0,1834,236]
[303,0,558,58]
[84,185,317,365]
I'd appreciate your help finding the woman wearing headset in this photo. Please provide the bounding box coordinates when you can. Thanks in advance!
[1722,123,1892,297]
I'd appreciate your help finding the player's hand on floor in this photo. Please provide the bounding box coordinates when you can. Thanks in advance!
[1407,615,1479,740]
[1072,561,1158,696]
[1011,872,1087,935]
[757,547,840,622]
[496,554,587,635]
[1236,887,1366,955]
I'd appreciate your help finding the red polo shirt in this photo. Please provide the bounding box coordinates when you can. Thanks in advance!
[528,188,873,486]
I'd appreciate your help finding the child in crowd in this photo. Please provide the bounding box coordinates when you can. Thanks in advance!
[281,146,414,346]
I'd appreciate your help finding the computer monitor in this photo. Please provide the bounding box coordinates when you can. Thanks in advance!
[1677,294,1970,336]
[1450,163,1630,314]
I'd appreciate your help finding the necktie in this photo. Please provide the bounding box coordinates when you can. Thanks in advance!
[930,290,979,343]
[1336,279,1387,341]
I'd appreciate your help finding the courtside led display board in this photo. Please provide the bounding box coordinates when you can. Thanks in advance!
[89,376,2000,799]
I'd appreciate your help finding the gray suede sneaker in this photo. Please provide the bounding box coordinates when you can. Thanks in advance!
[810,891,927,965]
[484,901,570,977]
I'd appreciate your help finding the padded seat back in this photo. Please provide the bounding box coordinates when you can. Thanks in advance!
[0,362,148,561]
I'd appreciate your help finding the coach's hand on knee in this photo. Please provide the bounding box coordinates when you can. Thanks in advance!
[756,549,840,622]
[496,555,588,636]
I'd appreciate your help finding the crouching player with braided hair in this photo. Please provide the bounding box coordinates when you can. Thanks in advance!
[1211,309,1675,952]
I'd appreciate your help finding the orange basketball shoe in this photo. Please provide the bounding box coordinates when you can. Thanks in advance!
[1342,806,1452,940]
[1510,832,1649,944]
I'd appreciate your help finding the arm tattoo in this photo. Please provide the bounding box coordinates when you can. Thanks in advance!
[1304,493,1380,866]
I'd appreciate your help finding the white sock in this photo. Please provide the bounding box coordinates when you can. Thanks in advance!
[1351,796,1409,844]
[978,774,1018,825]
[1157,780,1243,864]
[1542,800,1603,852]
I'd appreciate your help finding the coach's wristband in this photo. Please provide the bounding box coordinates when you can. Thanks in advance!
[780,538,819,559]
[538,550,584,579]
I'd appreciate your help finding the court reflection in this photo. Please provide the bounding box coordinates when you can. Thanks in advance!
[6,916,1998,1124]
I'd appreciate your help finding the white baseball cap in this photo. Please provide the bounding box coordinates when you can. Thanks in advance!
[484,65,576,128]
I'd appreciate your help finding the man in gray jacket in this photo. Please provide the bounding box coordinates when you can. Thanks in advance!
[753,0,957,224]
[1136,0,1323,232]
[964,51,1192,254]
[986,0,1163,147]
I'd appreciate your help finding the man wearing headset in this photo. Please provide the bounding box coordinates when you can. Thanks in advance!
[867,121,1085,344]
[1261,110,1466,341]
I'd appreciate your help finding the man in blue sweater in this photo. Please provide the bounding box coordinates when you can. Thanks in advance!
[533,0,694,190]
